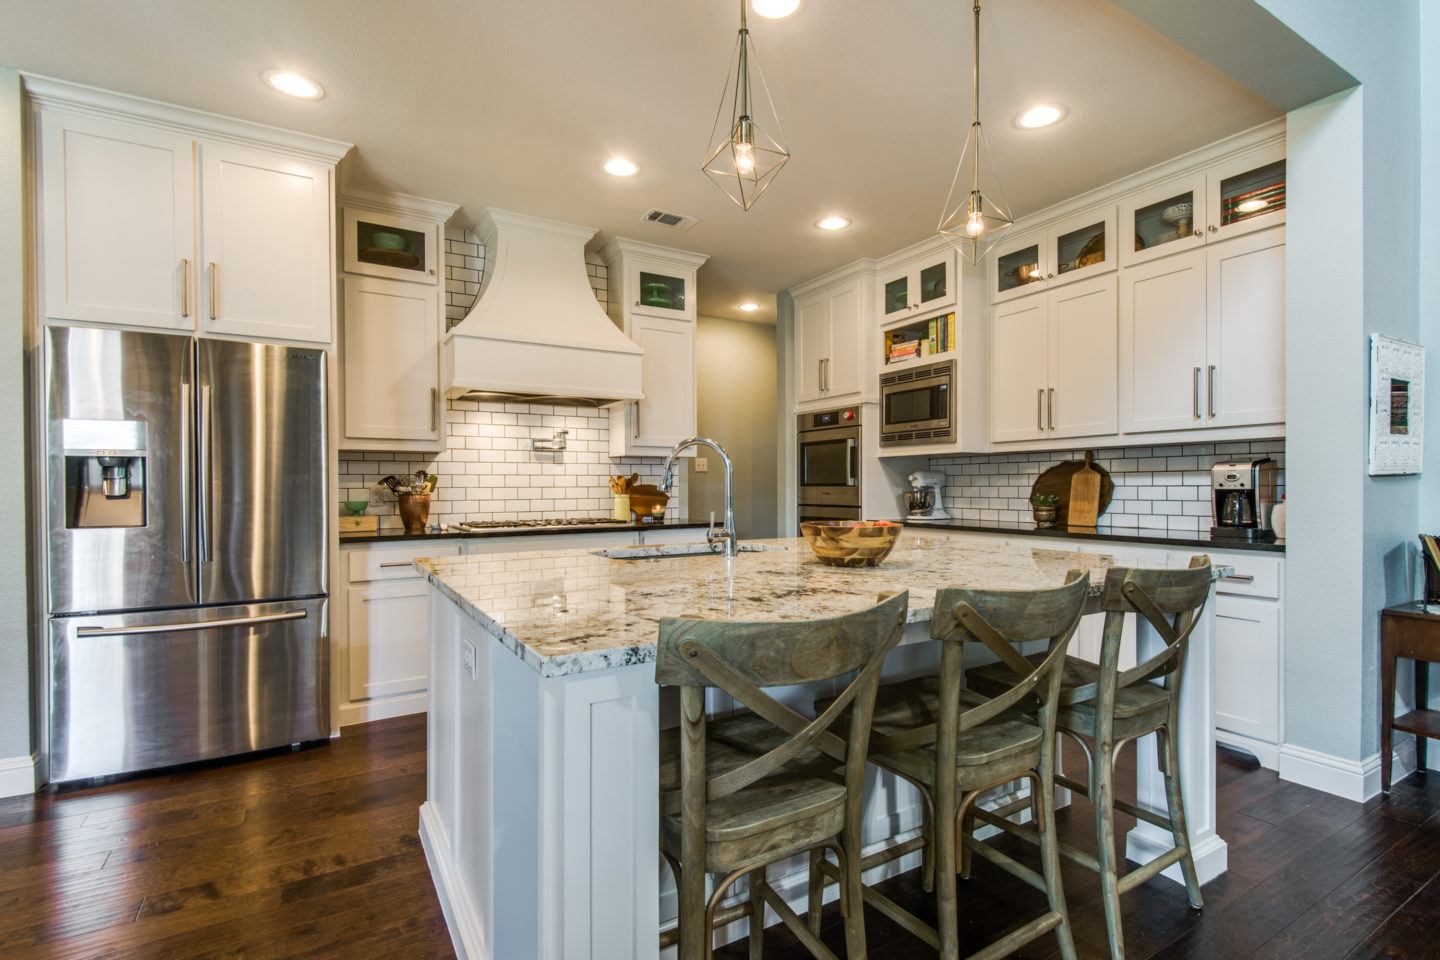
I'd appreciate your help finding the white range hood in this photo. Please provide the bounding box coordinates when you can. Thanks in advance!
[443,208,643,405]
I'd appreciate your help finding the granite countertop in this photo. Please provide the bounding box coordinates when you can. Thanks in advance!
[417,533,1232,679]
[338,517,709,545]
[903,518,1286,554]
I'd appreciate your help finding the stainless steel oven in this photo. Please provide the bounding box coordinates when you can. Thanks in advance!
[797,406,860,521]
[879,359,954,446]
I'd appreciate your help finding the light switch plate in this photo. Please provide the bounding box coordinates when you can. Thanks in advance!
[694,457,708,473]
[462,639,477,679]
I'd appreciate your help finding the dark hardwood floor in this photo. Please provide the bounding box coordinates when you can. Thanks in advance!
[4,717,1440,959]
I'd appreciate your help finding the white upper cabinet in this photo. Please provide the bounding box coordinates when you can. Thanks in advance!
[199,143,332,344]
[793,266,873,407]
[31,82,347,344]
[1206,227,1286,428]
[1121,172,1208,268]
[991,275,1116,443]
[603,238,708,456]
[38,110,196,330]
[879,248,955,322]
[342,276,441,444]
[1120,227,1284,434]
[989,208,1116,303]
[1119,248,1208,433]
[1206,143,1286,244]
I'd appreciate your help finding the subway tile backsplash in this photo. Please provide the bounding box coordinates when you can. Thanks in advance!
[342,225,667,529]
[927,440,1285,533]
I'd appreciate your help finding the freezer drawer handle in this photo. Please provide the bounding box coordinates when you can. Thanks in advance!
[76,610,307,638]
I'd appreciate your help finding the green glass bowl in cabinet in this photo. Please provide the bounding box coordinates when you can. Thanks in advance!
[369,231,408,251]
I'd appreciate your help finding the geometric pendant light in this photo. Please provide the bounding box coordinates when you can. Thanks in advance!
[938,0,1014,262]
[702,0,790,211]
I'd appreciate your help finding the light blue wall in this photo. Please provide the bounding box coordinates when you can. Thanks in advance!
[0,66,30,762]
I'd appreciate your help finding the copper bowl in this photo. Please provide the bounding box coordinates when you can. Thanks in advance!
[799,520,902,568]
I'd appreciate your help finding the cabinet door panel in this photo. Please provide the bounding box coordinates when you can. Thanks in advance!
[1206,229,1285,428]
[631,316,694,449]
[342,277,440,442]
[39,111,195,329]
[1213,595,1280,743]
[795,295,829,402]
[348,582,430,701]
[1049,276,1117,438]
[1119,249,1207,432]
[990,296,1049,442]
[825,284,862,398]
[200,143,331,343]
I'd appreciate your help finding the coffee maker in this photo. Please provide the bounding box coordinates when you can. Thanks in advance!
[1210,457,1278,541]
[905,471,950,522]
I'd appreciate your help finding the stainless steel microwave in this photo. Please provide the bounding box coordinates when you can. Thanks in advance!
[879,359,955,446]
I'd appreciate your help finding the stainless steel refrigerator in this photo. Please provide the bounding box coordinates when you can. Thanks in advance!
[42,326,329,783]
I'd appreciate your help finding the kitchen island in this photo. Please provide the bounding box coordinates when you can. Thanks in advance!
[417,535,1230,960]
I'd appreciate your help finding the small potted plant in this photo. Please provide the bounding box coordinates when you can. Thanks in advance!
[1030,493,1059,527]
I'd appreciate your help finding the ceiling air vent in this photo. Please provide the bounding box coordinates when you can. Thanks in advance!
[642,208,699,230]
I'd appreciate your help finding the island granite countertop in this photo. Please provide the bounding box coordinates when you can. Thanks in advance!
[417,534,1231,679]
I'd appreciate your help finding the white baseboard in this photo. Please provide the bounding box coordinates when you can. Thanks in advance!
[338,692,427,728]
[1278,739,1418,802]
[419,801,488,960]
[0,754,35,798]
[1125,828,1228,886]
[1215,731,1280,770]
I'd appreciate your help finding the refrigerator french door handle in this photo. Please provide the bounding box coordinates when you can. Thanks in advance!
[198,383,212,562]
[76,609,307,638]
[180,380,191,562]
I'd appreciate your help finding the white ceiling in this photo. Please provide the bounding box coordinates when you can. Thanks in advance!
[0,0,1279,322]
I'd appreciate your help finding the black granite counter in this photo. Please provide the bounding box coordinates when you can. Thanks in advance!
[903,518,1285,553]
[338,518,709,546]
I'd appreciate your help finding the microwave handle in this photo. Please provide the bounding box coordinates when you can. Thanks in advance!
[845,438,857,486]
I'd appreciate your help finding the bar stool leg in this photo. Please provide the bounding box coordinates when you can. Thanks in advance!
[922,793,936,892]
[934,786,961,960]
[1035,772,1078,960]
[1161,723,1204,910]
[1094,735,1126,960]
[840,822,868,960]
[805,849,823,935]
[749,869,766,959]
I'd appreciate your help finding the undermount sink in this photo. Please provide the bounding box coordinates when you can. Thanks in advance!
[594,542,784,560]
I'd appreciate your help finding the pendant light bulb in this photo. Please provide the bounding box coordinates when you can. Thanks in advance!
[735,139,756,176]
[966,209,986,237]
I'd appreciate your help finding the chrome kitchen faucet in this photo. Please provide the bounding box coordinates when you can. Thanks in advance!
[660,436,737,558]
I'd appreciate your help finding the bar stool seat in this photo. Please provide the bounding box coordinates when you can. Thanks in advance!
[969,655,1170,738]
[661,774,848,871]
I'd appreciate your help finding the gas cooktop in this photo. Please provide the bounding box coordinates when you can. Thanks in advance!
[455,517,629,530]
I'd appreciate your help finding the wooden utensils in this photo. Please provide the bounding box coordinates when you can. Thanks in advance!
[1067,452,1102,527]
[1030,450,1113,526]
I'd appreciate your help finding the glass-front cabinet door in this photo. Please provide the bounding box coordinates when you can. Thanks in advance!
[629,262,692,321]
[991,230,1048,303]
[880,249,955,320]
[1208,144,1286,243]
[343,207,439,285]
[1122,173,1208,267]
[1047,206,1117,288]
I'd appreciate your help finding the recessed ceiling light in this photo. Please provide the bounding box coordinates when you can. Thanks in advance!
[816,216,851,231]
[603,156,639,177]
[263,70,324,100]
[1017,104,1065,129]
[738,302,761,312]
[1235,198,1269,214]
[752,0,801,19]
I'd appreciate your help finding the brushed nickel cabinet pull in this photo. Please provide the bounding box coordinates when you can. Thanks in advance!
[1037,389,1044,431]
[180,258,191,317]
[1208,365,1217,418]
[431,388,438,431]
[1193,367,1202,419]
[207,262,218,320]
[379,561,416,569]
[1222,574,1256,584]
[1047,387,1055,430]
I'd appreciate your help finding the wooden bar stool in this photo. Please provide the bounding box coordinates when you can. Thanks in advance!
[656,590,908,960]
[966,557,1213,960]
[812,570,1090,960]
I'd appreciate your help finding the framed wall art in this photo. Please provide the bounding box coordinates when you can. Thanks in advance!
[1368,333,1425,476]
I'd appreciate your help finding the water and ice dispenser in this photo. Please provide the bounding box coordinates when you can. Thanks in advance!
[62,419,148,528]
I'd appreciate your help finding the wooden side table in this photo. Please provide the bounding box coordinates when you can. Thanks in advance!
[1381,602,1440,792]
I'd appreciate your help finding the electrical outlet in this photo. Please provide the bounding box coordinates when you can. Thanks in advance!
[462,639,477,679]
[694,457,709,473]
[368,486,387,508]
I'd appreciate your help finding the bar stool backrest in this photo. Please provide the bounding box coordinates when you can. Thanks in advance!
[656,590,909,807]
[1077,556,1214,713]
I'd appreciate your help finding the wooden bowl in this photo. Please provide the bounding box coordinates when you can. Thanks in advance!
[800,520,902,567]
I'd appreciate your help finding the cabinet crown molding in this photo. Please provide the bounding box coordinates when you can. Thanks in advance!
[787,257,877,300]
[340,186,458,224]
[874,234,954,273]
[599,236,710,269]
[23,73,352,164]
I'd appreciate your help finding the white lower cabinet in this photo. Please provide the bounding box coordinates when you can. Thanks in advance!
[348,580,432,701]
[1212,554,1283,768]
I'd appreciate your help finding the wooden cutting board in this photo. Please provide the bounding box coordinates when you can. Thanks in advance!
[1068,451,1102,527]
[1030,450,1113,525]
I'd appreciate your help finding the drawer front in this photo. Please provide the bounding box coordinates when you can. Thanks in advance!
[1211,553,1281,599]
[347,543,461,583]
